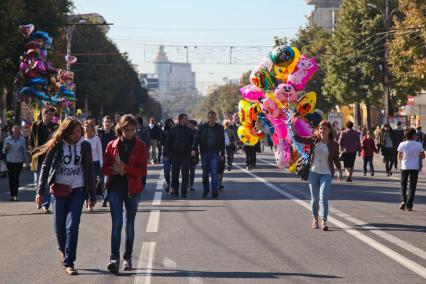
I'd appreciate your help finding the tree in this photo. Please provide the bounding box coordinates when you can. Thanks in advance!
[388,0,426,99]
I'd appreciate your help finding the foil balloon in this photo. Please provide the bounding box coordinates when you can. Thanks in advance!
[269,45,295,67]
[270,117,288,139]
[287,55,318,91]
[297,92,316,116]
[20,24,34,38]
[31,60,47,74]
[238,100,257,125]
[250,64,276,90]
[29,77,47,86]
[274,141,292,169]
[240,84,265,103]
[272,47,301,81]
[288,163,296,173]
[274,83,298,105]
[260,93,281,119]
[237,124,260,146]
[294,117,314,138]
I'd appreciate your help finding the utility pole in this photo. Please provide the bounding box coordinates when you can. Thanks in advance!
[383,0,390,124]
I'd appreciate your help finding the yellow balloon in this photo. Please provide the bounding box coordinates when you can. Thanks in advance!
[288,163,296,173]
[297,91,317,117]
[272,47,301,81]
[237,124,259,146]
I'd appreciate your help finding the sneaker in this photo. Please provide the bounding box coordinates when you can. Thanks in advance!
[102,201,108,208]
[407,207,413,211]
[363,172,366,176]
[64,266,78,275]
[9,197,14,202]
[370,172,374,176]
[212,192,219,198]
[346,177,352,182]
[228,165,231,171]
[245,166,250,170]
[165,187,170,193]
[108,261,119,274]
[389,171,393,176]
[123,259,132,271]
[42,207,51,214]
[399,202,406,210]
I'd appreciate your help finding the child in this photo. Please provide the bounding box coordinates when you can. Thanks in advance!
[361,131,378,176]
[397,128,425,211]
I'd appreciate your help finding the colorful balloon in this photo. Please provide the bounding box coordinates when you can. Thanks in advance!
[270,117,288,139]
[237,124,260,146]
[275,141,292,169]
[287,55,318,91]
[269,45,295,67]
[240,84,265,103]
[250,64,276,90]
[297,92,317,116]
[272,47,301,81]
[238,100,257,125]
[294,117,314,138]
[274,83,298,105]
[305,109,325,128]
[65,55,78,65]
[260,93,281,119]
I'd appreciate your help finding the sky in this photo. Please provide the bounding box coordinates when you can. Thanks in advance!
[72,0,313,94]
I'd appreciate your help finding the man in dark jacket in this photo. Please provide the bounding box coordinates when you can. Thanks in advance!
[192,111,225,198]
[167,113,194,198]
[148,117,161,164]
[29,106,58,212]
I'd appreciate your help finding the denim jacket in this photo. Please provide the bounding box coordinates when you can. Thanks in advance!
[2,135,28,163]
[37,140,96,201]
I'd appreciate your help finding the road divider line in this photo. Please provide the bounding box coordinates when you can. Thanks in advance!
[235,164,426,280]
[152,192,162,206]
[135,241,156,284]
[146,210,160,233]
[156,180,164,190]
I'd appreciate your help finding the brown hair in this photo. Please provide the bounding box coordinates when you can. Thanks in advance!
[115,114,138,137]
[318,120,334,141]
[33,117,84,157]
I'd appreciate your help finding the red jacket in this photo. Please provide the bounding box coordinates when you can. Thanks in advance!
[361,137,377,157]
[103,137,148,195]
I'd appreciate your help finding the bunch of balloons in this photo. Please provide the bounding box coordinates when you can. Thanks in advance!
[237,45,325,171]
[14,24,77,119]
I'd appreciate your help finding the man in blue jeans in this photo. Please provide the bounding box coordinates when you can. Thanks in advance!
[192,111,225,198]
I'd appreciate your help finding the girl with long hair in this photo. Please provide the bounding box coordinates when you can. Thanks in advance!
[296,121,342,231]
[34,117,96,275]
[103,114,147,273]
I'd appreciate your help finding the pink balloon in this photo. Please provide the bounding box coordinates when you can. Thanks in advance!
[270,117,288,139]
[294,117,314,138]
[32,60,46,74]
[65,55,78,65]
[275,141,292,169]
[260,96,281,119]
[19,62,29,72]
[274,83,298,104]
[287,55,318,91]
[240,84,265,103]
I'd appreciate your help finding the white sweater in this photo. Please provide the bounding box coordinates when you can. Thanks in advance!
[85,135,103,166]
[55,137,84,189]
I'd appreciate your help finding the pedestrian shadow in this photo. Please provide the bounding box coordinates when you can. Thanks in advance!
[147,268,343,279]
[0,211,46,218]
[76,268,111,275]
[357,223,426,233]
[82,208,207,215]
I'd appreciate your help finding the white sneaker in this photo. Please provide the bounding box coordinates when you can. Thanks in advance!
[123,259,132,271]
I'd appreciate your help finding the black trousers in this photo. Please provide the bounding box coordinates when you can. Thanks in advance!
[382,147,395,173]
[6,162,23,197]
[400,170,419,208]
[363,156,374,174]
[171,156,191,195]
[244,146,256,167]
[225,145,235,167]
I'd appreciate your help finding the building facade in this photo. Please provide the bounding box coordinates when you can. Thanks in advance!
[306,0,342,31]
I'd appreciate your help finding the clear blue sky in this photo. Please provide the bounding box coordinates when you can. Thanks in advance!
[72,0,313,94]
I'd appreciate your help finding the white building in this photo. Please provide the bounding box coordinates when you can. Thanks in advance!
[306,0,342,31]
[153,46,197,97]
[404,91,426,127]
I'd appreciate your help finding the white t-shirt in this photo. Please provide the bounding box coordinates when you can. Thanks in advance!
[397,140,424,170]
[55,138,85,189]
[85,135,103,166]
[310,142,331,175]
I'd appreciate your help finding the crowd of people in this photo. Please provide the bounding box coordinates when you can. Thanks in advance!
[0,106,425,275]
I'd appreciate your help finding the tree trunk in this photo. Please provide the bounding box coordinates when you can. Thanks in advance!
[366,103,372,130]
[354,102,362,128]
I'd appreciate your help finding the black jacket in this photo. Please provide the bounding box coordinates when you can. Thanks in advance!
[98,128,116,153]
[149,124,161,140]
[161,129,172,157]
[167,125,194,158]
[193,123,225,156]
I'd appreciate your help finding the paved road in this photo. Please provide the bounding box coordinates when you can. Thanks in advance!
[0,151,425,284]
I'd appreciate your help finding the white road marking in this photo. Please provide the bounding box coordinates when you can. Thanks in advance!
[146,210,160,233]
[162,257,177,269]
[156,180,164,190]
[187,274,204,284]
[152,191,162,206]
[135,242,156,284]
[235,164,426,280]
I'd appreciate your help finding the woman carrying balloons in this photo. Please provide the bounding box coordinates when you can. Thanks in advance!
[34,117,96,275]
[295,121,342,231]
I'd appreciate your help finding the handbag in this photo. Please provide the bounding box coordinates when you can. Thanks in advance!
[295,144,314,181]
[50,183,72,197]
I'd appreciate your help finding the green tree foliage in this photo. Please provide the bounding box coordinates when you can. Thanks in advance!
[324,0,398,109]
[162,94,202,120]
[70,25,162,119]
[388,0,426,98]
[290,26,332,111]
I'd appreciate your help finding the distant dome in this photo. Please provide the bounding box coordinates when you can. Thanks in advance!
[154,45,169,63]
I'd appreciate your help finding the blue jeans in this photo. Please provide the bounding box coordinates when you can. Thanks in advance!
[189,163,196,188]
[109,191,140,262]
[201,152,219,194]
[163,157,172,188]
[34,157,51,209]
[308,171,332,221]
[52,187,85,268]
